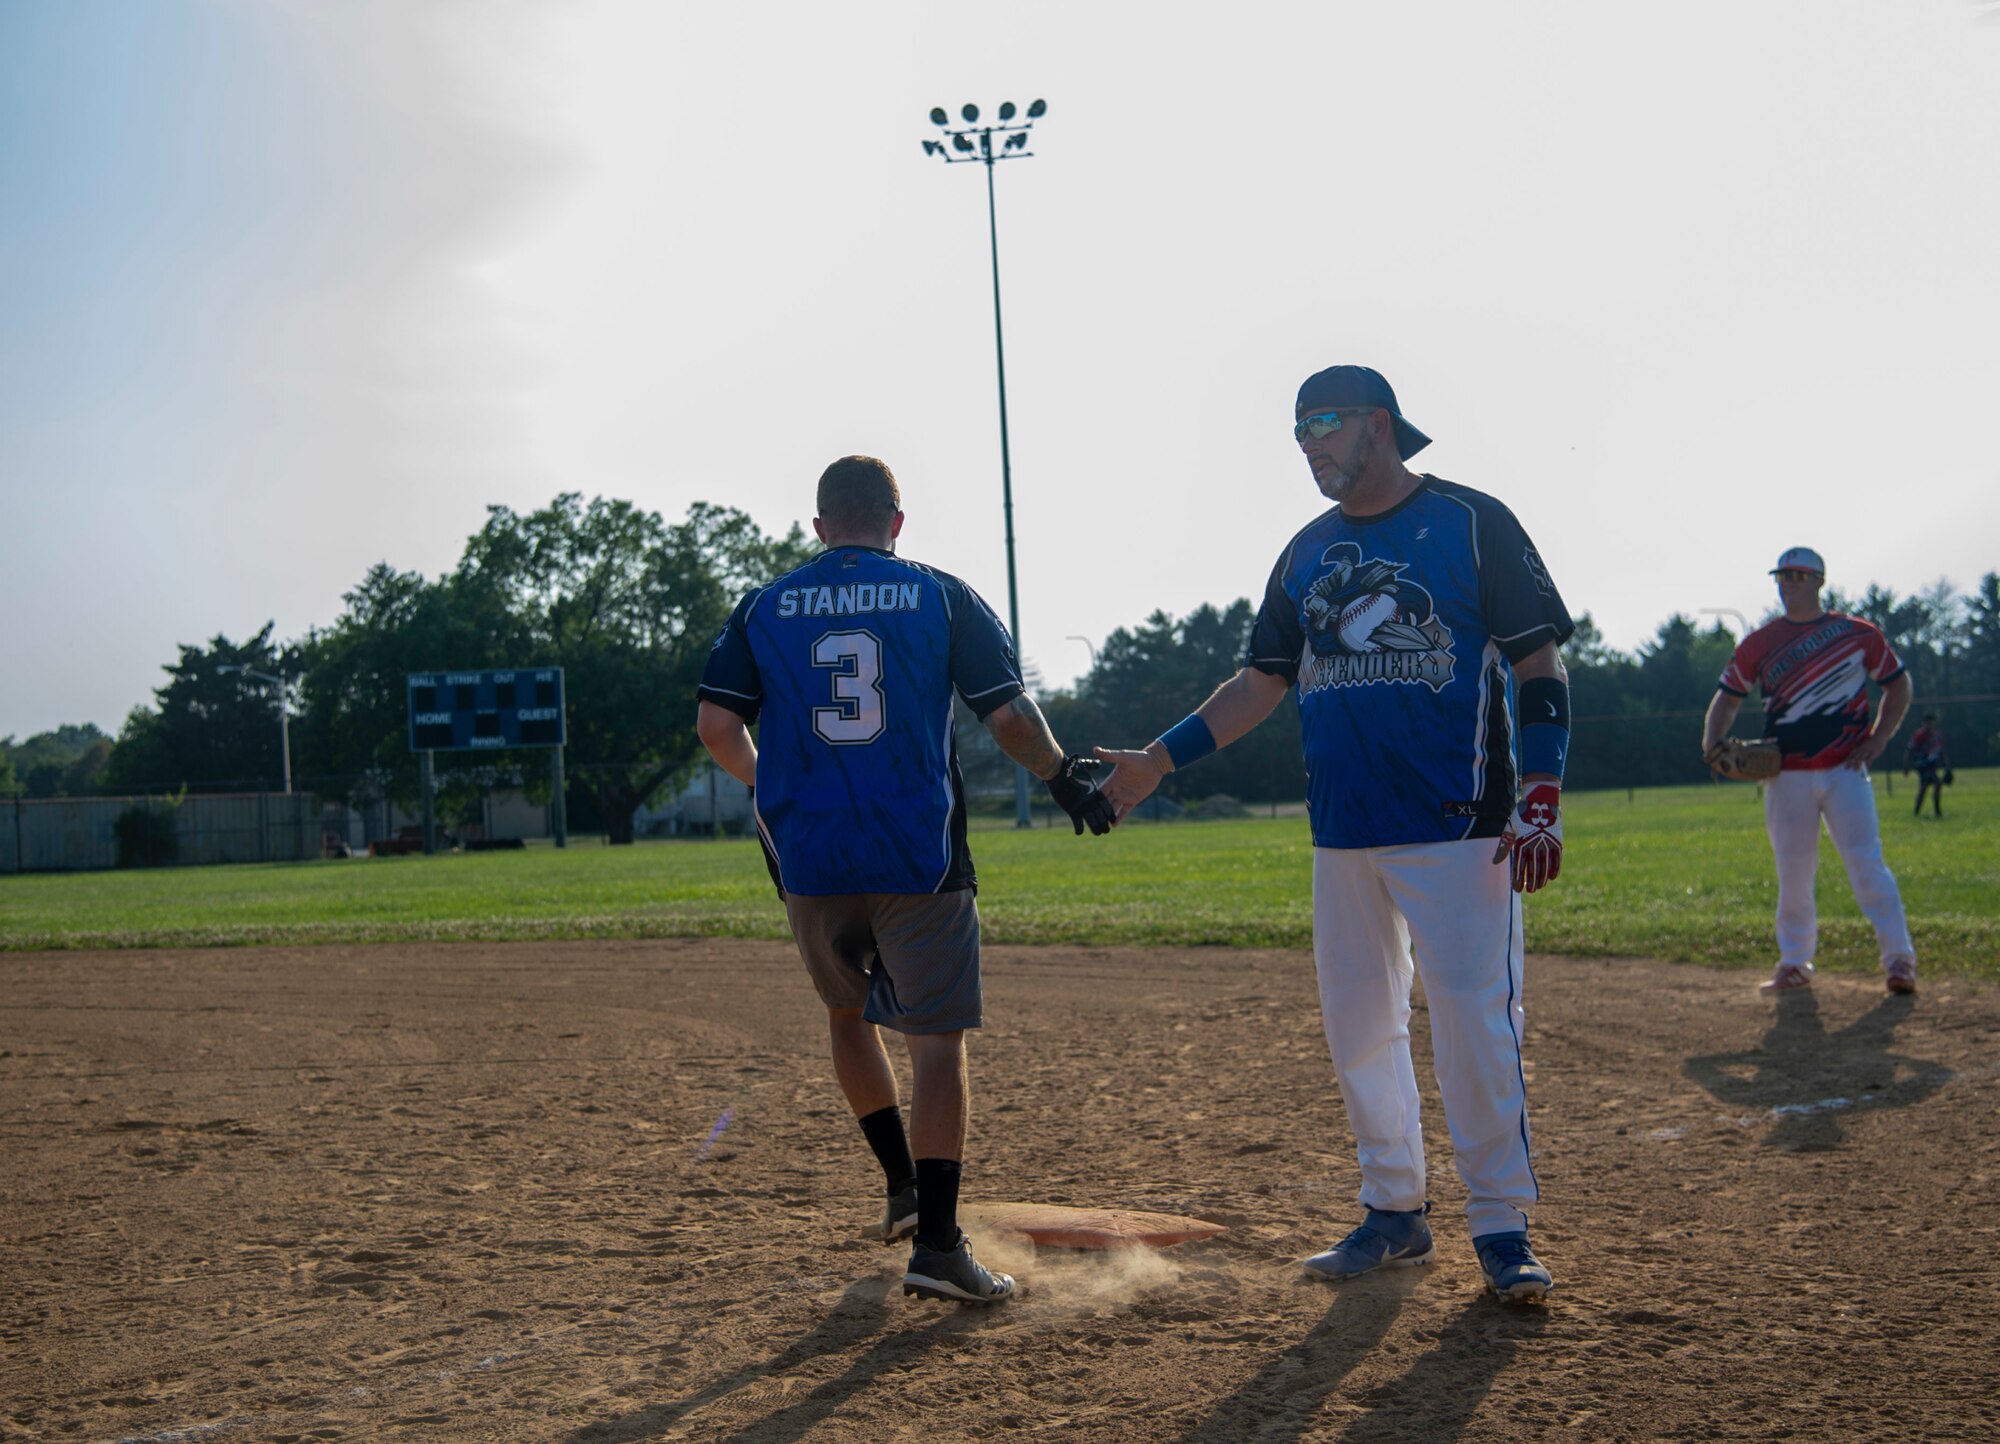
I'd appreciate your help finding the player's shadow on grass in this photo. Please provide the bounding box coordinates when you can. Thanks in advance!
[1179,1271,1422,1444]
[560,1270,967,1444]
[1682,989,1951,1151]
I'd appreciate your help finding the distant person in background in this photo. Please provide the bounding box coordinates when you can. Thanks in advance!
[1702,547,1918,996]
[695,455,1114,1306]
[1906,714,1947,819]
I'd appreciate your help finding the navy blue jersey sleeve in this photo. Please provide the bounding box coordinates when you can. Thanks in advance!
[696,590,765,722]
[944,576,1025,720]
[1472,498,1574,664]
[1245,544,1305,682]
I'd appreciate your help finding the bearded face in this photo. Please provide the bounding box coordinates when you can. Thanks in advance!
[1312,423,1377,502]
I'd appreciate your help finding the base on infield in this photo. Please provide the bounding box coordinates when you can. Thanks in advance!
[967,1202,1227,1250]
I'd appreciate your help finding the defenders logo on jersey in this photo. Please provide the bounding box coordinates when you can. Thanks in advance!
[1298,542,1456,695]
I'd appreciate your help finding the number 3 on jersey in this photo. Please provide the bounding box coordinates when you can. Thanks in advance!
[812,630,886,745]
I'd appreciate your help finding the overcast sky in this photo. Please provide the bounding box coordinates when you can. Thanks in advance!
[4,0,1998,741]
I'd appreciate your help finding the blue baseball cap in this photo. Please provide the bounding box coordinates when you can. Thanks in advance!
[1296,365,1432,460]
[1770,546,1825,576]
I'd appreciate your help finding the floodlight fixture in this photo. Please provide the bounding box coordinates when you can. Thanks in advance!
[998,101,1017,121]
[1005,131,1027,151]
[953,133,975,153]
[923,140,943,156]
[1027,98,1047,117]
[961,103,979,122]
[930,107,948,125]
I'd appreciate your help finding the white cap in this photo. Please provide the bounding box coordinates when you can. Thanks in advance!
[1770,546,1825,576]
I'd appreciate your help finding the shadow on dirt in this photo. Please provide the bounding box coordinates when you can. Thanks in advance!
[562,1270,982,1443]
[1181,1274,1547,1443]
[1337,1294,1549,1443]
[1178,1270,1418,1443]
[1682,990,1952,1150]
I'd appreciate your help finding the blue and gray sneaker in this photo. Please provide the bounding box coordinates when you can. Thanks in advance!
[903,1231,1016,1305]
[1474,1232,1553,1303]
[1301,1204,1436,1280]
[864,1183,919,1244]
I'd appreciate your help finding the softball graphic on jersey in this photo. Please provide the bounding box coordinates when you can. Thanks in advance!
[1300,543,1456,692]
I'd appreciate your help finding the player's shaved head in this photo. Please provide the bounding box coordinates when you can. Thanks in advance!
[816,456,903,543]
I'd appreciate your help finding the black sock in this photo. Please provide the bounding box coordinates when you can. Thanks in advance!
[857,1106,916,1194]
[915,1157,962,1250]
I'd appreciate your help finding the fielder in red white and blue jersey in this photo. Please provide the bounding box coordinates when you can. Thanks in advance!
[1717,612,1905,771]
[1703,546,1917,997]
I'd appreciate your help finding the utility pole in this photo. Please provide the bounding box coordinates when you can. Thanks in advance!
[215,663,293,793]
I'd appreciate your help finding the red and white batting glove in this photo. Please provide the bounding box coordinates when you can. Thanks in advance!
[1510,782,1563,894]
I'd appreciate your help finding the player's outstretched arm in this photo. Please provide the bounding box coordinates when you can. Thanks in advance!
[696,700,758,787]
[982,694,1116,835]
[1095,666,1291,820]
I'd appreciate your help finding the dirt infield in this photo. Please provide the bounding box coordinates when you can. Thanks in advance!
[3,940,1997,1442]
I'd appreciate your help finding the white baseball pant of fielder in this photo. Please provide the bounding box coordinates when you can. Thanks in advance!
[1765,766,1915,973]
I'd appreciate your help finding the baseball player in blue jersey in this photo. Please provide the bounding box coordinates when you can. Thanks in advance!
[696,455,1114,1306]
[1099,367,1572,1304]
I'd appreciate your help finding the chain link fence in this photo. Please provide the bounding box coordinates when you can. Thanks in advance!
[8,694,1990,869]
[1570,694,1999,793]
[1,793,319,873]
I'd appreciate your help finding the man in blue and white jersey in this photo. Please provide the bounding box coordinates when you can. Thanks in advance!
[1099,367,1573,1304]
[697,455,1113,1306]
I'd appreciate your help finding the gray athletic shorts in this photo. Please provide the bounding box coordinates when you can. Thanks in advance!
[783,889,982,1034]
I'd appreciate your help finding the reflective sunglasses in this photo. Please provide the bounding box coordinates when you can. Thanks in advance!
[1293,409,1373,442]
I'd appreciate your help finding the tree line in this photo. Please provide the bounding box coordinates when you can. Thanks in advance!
[942,578,2000,804]
[4,496,814,845]
[5,491,1995,830]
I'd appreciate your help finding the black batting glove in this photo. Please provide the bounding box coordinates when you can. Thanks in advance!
[1044,753,1116,836]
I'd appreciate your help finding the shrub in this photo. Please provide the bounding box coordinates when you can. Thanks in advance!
[115,801,179,868]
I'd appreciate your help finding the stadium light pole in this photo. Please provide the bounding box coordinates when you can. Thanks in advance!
[1698,607,1751,639]
[923,98,1047,829]
[215,664,293,794]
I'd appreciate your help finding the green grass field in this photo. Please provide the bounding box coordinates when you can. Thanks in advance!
[2,770,1994,979]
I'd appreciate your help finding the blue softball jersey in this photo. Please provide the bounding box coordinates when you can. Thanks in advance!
[1245,476,1574,850]
[697,546,1023,896]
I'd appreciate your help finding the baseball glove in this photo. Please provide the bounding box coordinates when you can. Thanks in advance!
[1705,737,1782,782]
[1044,754,1117,836]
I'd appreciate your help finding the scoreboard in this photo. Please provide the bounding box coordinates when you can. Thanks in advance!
[407,668,566,752]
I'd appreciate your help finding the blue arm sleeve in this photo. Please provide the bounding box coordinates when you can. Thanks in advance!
[1517,675,1570,780]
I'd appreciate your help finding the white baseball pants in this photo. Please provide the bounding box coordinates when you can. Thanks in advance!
[1312,840,1536,1242]
[1764,766,1914,971]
